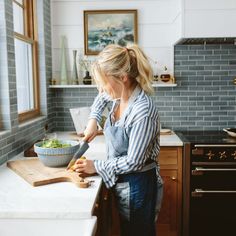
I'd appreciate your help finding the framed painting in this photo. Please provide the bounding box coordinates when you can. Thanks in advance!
[84,10,138,55]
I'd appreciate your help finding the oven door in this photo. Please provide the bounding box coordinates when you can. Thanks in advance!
[190,165,236,236]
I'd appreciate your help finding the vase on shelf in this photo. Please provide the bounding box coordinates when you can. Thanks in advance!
[83,71,92,85]
[59,36,68,85]
[71,50,79,85]
[77,50,84,84]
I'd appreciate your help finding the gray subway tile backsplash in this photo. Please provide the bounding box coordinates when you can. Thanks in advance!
[52,43,236,132]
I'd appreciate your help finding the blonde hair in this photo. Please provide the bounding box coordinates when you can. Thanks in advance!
[92,44,154,95]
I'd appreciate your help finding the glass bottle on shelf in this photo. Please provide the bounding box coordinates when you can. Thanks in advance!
[153,60,159,81]
[83,71,92,85]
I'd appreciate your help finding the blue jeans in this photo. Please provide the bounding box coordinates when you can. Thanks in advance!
[113,168,163,236]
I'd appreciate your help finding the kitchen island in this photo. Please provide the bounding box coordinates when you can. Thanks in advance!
[0,132,183,236]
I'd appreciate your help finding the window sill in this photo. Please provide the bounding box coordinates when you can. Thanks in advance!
[18,115,47,129]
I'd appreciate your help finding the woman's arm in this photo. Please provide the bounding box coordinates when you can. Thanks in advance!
[83,92,111,142]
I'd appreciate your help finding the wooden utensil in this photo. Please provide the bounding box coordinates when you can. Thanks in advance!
[7,158,90,188]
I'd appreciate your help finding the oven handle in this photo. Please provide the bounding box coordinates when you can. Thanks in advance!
[195,167,236,171]
[192,167,236,175]
[194,144,236,147]
[192,189,236,197]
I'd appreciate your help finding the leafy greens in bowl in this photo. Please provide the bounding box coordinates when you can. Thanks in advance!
[41,139,72,148]
[34,139,80,167]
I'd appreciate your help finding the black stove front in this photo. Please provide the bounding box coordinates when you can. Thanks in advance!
[178,131,236,236]
[178,130,236,144]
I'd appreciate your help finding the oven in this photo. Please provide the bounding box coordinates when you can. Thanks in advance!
[180,132,236,236]
[190,144,236,236]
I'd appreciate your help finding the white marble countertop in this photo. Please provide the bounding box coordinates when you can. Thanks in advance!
[0,135,106,220]
[160,132,183,146]
[0,131,182,221]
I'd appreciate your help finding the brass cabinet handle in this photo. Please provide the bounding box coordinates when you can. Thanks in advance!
[103,189,109,201]
[171,176,177,180]
[103,196,108,201]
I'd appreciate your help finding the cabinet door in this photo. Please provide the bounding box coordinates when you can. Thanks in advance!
[157,169,178,236]
[94,185,112,236]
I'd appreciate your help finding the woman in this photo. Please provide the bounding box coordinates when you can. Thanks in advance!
[74,44,163,236]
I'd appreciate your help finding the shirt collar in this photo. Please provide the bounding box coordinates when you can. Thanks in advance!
[127,84,141,106]
[111,85,141,125]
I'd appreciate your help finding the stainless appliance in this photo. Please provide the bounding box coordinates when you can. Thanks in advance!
[179,131,236,236]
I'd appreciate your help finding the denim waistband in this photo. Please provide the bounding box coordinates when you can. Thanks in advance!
[137,162,157,173]
[117,163,157,183]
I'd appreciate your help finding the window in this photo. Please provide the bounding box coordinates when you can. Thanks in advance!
[13,0,39,122]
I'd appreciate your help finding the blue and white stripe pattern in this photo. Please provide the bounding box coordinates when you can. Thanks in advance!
[89,86,160,188]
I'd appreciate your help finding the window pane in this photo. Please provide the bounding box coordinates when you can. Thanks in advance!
[14,39,34,113]
[13,2,24,34]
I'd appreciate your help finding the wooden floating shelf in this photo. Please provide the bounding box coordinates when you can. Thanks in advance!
[49,84,97,88]
[152,83,177,87]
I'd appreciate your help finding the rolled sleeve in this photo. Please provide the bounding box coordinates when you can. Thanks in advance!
[89,92,111,123]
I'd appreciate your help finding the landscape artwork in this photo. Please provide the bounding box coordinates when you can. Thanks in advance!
[84,10,138,55]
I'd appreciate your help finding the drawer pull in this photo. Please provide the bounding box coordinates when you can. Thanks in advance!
[171,176,177,180]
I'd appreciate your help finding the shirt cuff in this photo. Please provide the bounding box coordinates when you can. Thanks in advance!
[94,160,117,188]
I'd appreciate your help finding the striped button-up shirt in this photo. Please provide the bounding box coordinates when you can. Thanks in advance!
[89,86,160,188]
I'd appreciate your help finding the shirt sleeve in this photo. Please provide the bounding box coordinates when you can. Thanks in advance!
[89,92,112,123]
[94,116,160,188]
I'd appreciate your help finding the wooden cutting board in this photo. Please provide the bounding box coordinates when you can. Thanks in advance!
[7,158,90,188]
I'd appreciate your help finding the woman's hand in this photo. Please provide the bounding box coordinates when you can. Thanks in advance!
[74,159,96,174]
[83,119,98,142]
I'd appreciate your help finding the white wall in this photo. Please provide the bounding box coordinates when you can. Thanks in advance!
[183,0,236,38]
[51,0,181,81]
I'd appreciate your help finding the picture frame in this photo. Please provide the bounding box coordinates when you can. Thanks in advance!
[84,10,138,55]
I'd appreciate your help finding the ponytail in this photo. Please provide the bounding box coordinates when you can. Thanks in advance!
[127,44,154,94]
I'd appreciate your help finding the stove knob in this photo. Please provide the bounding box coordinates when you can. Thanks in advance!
[231,151,236,160]
[206,150,215,160]
[219,151,227,160]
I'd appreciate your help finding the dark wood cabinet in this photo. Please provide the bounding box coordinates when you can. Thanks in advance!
[157,147,182,236]
[94,184,112,236]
